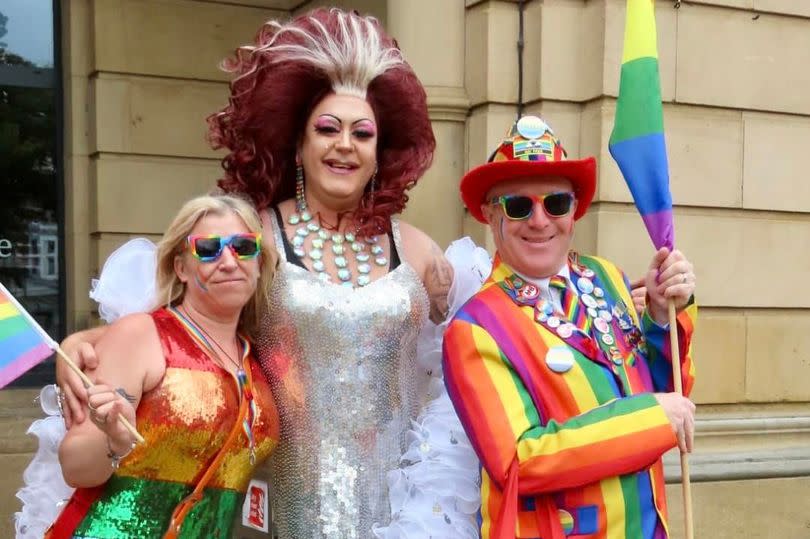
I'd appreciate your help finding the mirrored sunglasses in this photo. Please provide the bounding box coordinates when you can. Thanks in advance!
[490,192,575,220]
[187,233,262,262]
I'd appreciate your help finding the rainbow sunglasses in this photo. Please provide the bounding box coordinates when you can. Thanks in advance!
[490,192,575,221]
[187,233,262,262]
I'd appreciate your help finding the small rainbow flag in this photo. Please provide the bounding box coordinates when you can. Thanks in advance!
[0,282,57,388]
[609,0,674,250]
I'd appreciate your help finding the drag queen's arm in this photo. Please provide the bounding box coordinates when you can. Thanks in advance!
[398,222,454,324]
[423,241,454,324]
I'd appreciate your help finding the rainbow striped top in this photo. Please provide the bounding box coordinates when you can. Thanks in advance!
[443,252,696,539]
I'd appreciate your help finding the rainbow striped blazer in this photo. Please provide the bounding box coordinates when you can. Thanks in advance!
[443,252,696,539]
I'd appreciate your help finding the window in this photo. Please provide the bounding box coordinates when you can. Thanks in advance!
[0,0,63,386]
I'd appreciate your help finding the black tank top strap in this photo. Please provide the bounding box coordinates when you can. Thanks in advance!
[387,228,401,271]
[271,207,307,270]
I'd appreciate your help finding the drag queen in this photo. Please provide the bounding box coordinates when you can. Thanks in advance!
[18,8,488,539]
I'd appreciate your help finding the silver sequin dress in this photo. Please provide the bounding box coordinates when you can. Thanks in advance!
[254,211,429,539]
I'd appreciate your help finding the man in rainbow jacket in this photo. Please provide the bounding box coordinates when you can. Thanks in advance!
[443,115,698,539]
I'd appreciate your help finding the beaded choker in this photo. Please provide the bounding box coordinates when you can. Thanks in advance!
[288,173,387,287]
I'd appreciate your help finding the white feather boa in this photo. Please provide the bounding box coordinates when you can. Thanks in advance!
[373,237,491,538]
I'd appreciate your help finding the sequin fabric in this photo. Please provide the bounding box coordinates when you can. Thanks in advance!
[50,308,279,538]
[255,213,429,539]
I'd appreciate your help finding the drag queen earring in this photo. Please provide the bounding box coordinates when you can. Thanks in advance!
[294,164,310,218]
[287,165,387,287]
[368,167,378,209]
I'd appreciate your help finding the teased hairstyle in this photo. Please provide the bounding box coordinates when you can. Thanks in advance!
[208,8,435,236]
[155,194,278,338]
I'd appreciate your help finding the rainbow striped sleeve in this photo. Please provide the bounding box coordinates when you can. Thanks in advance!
[515,394,675,495]
[0,283,56,388]
[585,253,698,397]
[443,315,676,495]
[642,301,698,396]
[609,0,673,251]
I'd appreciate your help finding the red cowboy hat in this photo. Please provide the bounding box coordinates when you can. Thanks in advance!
[460,115,596,223]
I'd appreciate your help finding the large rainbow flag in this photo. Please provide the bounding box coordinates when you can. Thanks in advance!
[0,282,57,388]
[609,0,674,250]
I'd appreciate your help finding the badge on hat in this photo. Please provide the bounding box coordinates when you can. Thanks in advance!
[511,116,559,160]
[516,115,552,140]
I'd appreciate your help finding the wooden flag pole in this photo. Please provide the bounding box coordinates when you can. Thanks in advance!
[668,298,694,539]
[54,346,145,445]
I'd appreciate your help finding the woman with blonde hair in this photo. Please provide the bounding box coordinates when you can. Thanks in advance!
[44,194,279,538]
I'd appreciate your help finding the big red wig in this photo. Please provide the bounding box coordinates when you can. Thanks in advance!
[208,8,436,235]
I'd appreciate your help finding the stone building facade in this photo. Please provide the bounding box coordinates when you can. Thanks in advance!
[2,1,809,537]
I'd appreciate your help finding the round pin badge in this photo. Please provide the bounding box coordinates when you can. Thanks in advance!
[599,310,613,321]
[558,509,574,534]
[546,346,575,374]
[593,287,604,298]
[557,323,574,339]
[547,316,561,328]
[581,294,597,308]
[582,268,595,278]
[587,307,598,318]
[594,317,610,334]
[516,115,549,139]
[601,333,615,346]
[577,277,594,295]
[535,309,548,323]
[612,356,623,366]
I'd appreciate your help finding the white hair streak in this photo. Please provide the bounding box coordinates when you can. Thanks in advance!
[230,8,403,99]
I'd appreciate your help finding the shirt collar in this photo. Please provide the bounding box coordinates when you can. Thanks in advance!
[514,263,570,289]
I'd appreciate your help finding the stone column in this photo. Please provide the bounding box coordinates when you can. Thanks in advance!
[62,0,94,331]
[386,0,469,248]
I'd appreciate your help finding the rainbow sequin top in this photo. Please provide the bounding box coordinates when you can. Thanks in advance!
[48,308,279,539]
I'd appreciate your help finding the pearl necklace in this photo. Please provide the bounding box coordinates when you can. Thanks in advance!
[287,190,388,287]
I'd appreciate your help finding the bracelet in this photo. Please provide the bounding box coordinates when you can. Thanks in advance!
[106,437,136,470]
